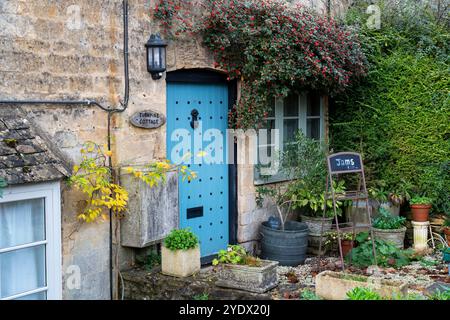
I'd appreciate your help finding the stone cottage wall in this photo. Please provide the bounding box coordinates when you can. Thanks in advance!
[0,0,340,299]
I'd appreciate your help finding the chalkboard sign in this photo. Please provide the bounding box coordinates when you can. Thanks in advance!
[328,153,362,173]
[130,110,166,129]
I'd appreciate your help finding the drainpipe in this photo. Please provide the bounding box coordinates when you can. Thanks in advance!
[0,0,130,301]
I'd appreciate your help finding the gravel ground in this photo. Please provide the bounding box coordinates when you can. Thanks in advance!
[272,252,449,299]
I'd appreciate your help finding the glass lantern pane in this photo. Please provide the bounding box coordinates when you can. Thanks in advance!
[160,47,166,69]
[153,48,161,68]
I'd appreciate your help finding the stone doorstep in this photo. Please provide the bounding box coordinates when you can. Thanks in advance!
[121,266,274,300]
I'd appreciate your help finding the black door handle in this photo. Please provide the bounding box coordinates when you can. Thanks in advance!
[190,109,199,129]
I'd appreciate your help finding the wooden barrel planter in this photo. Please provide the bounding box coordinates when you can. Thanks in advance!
[260,221,309,266]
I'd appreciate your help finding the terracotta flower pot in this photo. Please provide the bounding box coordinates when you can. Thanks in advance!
[341,240,354,256]
[444,228,450,247]
[410,204,431,222]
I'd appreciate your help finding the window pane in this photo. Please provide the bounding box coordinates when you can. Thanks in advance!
[260,119,275,144]
[15,291,47,300]
[0,245,46,299]
[307,94,321,117]
[307,118,321,140]
[284,119,299,143]
[0,198,45,249]
[283,93,299,117]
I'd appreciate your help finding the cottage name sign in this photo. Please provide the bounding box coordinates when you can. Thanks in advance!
[130,110,166,129]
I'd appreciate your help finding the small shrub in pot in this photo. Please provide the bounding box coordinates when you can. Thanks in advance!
[410,196,432,222]
[161,228,200,277]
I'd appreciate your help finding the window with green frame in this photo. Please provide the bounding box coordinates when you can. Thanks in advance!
[254,91,325,185]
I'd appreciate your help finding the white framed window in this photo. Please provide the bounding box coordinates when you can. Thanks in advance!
[0,182,62,300]
[254,92,325,184]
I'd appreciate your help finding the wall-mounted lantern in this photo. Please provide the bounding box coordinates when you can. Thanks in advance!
[145,33,167,80]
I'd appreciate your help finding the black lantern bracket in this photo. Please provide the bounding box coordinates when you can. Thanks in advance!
[145,33,168,80]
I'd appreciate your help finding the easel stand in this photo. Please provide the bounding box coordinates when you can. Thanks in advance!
[318,152,377,271]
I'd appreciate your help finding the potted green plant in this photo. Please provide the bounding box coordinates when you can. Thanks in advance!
[295,180,346,235]
[372,208,407,249]
[161,228,200,277]
[368,182,410,218]
[213,245,278,293]
[256,184,309,266]
[325,231,354,256]
[410,196,433,222]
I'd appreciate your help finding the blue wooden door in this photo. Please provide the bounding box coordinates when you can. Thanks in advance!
[166,82,229,258]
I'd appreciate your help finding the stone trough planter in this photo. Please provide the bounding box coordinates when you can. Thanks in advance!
[315,271,408,300]
[215,260,279,293]
[373,227,406,249]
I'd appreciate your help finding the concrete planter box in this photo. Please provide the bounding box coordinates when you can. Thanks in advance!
[161,245,200,278]
[315,271,408,300]
[215,260,279,293]
[373,227,406,249]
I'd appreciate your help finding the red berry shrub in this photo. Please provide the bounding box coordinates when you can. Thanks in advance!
[153,0,367,128]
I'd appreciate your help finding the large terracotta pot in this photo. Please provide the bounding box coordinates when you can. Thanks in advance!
[410,204,431,222]
[444,228,450,247]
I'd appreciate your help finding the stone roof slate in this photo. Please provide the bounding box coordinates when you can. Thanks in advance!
[0,107,71,185]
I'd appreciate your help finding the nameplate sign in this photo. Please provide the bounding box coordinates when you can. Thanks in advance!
[130,110,166,129]
[329,153,362,173]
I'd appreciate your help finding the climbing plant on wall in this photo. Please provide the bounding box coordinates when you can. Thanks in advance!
[152,0,368,129]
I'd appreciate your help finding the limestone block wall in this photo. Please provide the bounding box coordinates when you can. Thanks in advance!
[0,0,335,299]
[0,0,217,299]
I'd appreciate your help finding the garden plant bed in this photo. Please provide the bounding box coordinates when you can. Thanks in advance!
[122,251,448,300]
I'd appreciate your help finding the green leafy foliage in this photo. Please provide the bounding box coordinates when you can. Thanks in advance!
[410,196,433,205]
[372,208,406,230]
[164,228,199,251]
[212,244,261,267]
[283,132,346,218]
[346,287,382,300]
[193,293,209,300]
[0,177,6,198]
[300,289,321,300]
[347,232,414,268]
[136,250,161,271]
[427,289,450,300]
[330,0,450,213]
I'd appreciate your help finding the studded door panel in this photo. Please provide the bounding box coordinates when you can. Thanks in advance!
[166,82,229,258]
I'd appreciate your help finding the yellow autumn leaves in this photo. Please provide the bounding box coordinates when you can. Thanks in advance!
[69,142,199,223]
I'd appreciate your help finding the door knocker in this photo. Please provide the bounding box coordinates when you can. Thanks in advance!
[190,109,199,129]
